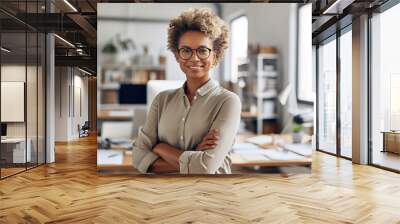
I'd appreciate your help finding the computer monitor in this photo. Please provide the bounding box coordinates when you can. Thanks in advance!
[1,123,7,137]
[146,80,184,107]
[118,84,147,104]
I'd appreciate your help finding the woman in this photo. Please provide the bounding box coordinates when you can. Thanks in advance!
[132,8,241,174]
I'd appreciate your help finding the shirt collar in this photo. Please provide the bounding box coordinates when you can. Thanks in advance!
[180,79,218,97]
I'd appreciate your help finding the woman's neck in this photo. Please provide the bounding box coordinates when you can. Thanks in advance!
[185,76,210,100]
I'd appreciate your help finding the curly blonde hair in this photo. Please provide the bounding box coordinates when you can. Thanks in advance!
[167,8,229,65]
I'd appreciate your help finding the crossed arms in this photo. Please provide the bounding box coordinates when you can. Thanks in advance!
[148,130,220,173]
[132,93,241,174]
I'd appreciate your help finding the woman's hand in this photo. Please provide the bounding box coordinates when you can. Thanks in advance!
[152,143,182,169]
[153,143,166,155]
[196,129,220,151]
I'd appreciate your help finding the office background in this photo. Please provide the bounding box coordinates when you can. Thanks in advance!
[96,3,315,174]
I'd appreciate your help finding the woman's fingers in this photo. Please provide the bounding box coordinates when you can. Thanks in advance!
[197,145,216,151]
[196,129,220,151]
[204,130,219,141]
[203,139,218,145]
[197,141,219,151]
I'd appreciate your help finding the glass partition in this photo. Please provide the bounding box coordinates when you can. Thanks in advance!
[317,36,337,155]
[339,28,352,158]
[0,1,46,179]
[1,30,28,177]
[370,3,400,171]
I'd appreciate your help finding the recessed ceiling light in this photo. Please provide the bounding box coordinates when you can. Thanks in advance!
[1,47,11,53]
[323,0,355,15]
[54,34,75,48]
[63,0,78,12]
[78,67,93,76]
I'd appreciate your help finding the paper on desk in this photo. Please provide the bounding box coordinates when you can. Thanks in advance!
[245,135,273,145]
[97,150,123,165]
[239,154,270,161]
[232,143,261,153]
[109,110,133,117]
[282,143,312,157]
[262,150,304,160]
[232,143,275,155]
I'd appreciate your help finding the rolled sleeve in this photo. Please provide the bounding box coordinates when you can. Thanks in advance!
[178,94,241,174]
[135,150,159,173]
[132,94,161,173]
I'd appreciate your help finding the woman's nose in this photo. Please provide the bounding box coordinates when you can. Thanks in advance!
[189,50,200,61]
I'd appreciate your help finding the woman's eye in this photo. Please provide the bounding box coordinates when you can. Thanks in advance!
[198,48,208,54]
[198,48,209,56]
[182,48,191,53]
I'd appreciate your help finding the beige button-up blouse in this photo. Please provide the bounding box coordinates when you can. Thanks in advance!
[132,79,241,174]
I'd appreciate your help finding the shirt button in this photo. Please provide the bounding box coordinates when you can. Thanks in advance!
[180,136,183,140]
[182,118,185,121]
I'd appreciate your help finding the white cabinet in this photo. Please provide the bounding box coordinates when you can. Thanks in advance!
[1,138,32,163]
[238,53,279,134]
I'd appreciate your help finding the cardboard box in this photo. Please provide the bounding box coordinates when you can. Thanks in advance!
[249,44,277,55]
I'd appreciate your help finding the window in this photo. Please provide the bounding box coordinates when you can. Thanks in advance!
[297,3,314,103]
[0,1,47,179]
[370,2,400,171]
[316,24,353,159]
[317,36,337,154]
[339,27,352,158]
[229,16,248,82]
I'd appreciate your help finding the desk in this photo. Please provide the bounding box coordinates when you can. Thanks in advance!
[98,110,133,121]
[97,134,313,174]
[230,134,312,169]
[1,138,31,164]
[97,149,136,172]
[382,131,400,154]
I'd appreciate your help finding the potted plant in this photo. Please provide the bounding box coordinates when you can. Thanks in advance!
[102,41,118,65]
[292,115,304,144]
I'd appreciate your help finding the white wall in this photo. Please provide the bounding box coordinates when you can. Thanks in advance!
[97,3,220,81]
[55,67,89,141]
[1,65,40,136]
[55,67,68,141]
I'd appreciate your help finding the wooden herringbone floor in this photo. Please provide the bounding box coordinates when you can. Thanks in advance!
[1,135,400,224]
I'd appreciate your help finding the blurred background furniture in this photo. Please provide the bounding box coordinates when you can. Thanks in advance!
[382,131,400,154]
[78,121,90,138]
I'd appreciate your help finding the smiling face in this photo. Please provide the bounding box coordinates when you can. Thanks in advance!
[174,31,216,81]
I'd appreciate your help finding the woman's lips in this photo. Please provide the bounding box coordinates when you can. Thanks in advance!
[187,65,204,71]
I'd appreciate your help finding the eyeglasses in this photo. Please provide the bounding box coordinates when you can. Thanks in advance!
[177,47,212,60]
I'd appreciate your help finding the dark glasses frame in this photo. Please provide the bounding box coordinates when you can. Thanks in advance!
[177,47,212,60]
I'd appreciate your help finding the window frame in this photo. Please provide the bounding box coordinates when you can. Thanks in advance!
[368,0,400,173]
[296,3,314,105]
[315,21,353,161]
[228,14,248,83]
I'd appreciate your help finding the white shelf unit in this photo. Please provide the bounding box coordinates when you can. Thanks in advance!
[238,53,279,134]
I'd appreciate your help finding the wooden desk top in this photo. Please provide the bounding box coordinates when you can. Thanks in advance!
[98,110,133,121]
[97,133,313,173]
